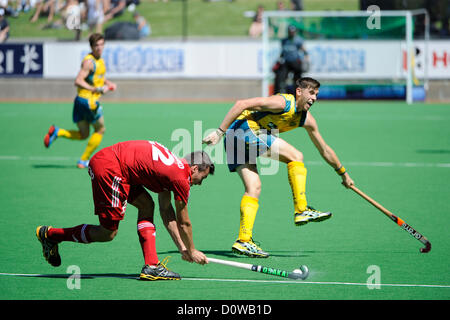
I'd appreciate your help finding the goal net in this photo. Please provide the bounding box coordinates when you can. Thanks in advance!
[262,10,430,104]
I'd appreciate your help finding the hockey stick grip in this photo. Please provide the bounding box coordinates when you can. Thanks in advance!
[207,257,253,270]
[350,185,394,218]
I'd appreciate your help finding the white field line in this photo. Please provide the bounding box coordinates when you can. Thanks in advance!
[183,278,450,289]
[0,155,449,168]
[0,272,449,289]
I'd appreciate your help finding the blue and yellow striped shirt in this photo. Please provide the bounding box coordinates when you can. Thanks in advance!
[234,93,308,133]
[77,53,106,110]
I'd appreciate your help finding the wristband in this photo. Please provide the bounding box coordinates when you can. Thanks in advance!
[217,127,225,136]
[335,166,346,175]
[95,86,104,94]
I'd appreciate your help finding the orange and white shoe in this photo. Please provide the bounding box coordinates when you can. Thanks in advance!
[43,125,59,148]
[76,159,89,169]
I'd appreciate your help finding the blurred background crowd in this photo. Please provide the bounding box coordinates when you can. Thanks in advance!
[0,0,448,43]
[0,0,149,41]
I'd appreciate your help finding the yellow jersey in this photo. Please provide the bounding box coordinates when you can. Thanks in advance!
[77,53,106,109]
[235,93,308,133]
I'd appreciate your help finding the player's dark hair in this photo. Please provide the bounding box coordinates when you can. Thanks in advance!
[89,33,105,48]
[296,77,320,90]
[184,151,215,175]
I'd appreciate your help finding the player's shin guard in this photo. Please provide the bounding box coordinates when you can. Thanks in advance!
[137,220,159,266]
[238,195,259,242]
[47,224,93,243]
[80,132,103,161]
[287,161,308,213]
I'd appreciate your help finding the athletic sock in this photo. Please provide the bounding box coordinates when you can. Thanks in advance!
[287,161,308,213]
[238,195,259,242]
[80,132,103,161]
[47,224,93,244]
[137,220,159,266]
[57,128,82,140]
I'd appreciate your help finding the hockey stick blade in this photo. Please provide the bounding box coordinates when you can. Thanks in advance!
[287,265,309,280]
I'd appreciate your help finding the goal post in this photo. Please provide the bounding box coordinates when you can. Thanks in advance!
[262,9,430,104]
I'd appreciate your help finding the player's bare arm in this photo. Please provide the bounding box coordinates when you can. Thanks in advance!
[158,191,189,260]
[74,59,96,92]
[202,95,286,145]
[74,60,112,94]
[303,113,354,188]
[174,200,208,265]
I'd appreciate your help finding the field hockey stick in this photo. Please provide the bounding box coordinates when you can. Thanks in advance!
[207,257,309,280]
[350,185,431,253]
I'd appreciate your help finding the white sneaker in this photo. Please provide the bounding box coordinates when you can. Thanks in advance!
[295,206,332,226]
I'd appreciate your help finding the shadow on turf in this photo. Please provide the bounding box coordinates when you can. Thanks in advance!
[10,273,138,280]
[159,249,415,257]
[416,149,450,154]
[32,164,78,169]
[159,250,309,258]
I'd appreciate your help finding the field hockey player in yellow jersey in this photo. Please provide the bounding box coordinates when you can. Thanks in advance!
[43,33,117,169]
[203,77,354,258]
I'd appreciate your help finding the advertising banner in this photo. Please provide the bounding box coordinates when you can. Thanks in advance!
[408,41,450,79]
[0,43,43,77]
[44,41,261,79]
[40,40,450,80]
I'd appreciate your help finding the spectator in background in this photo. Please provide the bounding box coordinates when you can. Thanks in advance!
[290,0,303,10]
[1,0,19,17]
[133,11,150,38]
[248,4,263,38]
[0,8,10,42]
[276,1,285,10]
[41,0,80,35]
[86,0,107,33]
[0,1,7,12]
[104,0,125,22]
[61,0,82,39]
[273,1,288,39]
[30,0,56,23]
[16,0,38,13]
[126,0,140,9]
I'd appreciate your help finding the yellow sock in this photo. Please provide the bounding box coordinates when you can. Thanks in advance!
[287,161,308,213]
[238,195,259,242]
[57,128,82,140]
[80,132,103,161]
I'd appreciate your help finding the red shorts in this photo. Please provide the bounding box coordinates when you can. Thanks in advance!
[89,148,145,230]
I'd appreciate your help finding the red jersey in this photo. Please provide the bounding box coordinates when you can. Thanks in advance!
[89,140,191,226]
[111,140,192,204]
